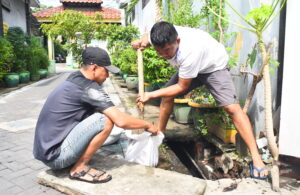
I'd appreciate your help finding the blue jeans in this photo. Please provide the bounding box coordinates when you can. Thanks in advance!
[45,113,106,169]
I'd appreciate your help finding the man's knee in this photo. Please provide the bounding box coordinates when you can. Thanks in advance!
[161,96,175,104]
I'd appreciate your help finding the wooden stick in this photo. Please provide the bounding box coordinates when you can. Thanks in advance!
[137,49,144,112]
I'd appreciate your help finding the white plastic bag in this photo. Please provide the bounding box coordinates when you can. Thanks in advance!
[125,131,164,167]
[103,125,124,146]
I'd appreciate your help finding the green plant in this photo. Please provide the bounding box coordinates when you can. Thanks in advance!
[41,10,99,66]
[26,36,47,75]
[98,24,139,53]
[190,86,217,106]
[6,27,27,72]
[143,47,176,84]
[0,37,14,79]
[197,108,234,135]
[113,47,138,75]
[208,0,286,190]
[164,0,202,28]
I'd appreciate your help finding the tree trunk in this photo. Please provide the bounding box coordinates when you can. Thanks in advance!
[258,32,280,191]
[243,76,259,113]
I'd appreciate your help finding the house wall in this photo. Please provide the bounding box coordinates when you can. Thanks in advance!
[132,0,155,34]
[2,0,27,32]
[131,0,282,137]
[279,0,300,158]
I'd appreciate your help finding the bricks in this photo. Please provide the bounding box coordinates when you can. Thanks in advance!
[0,178,14,191]
[0,186,23,194]
[2,161,27,171]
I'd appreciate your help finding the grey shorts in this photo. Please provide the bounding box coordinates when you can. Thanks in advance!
[165,68,238,106]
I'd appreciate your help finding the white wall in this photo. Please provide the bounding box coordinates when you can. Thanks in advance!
[132,0,155,34]
[279,0,300,158]
[2,0,27,32]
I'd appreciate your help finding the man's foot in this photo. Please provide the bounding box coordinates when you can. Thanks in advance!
[69,166,112,184]
[250,162,269,180]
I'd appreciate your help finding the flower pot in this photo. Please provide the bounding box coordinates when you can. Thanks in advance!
[125,75,138,89]
[188,101,219,130]
[207,121,237,144]
[30,74,40,81]
[19,71,30,83]
[123,74,128,81]
[38,69,48,79]
[4,73,19,88]
[173,98,193,124]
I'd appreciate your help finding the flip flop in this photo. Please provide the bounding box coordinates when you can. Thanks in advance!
[249,162,269,180]
[69,167,112,184]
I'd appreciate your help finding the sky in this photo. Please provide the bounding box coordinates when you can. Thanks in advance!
[38,0,121,9]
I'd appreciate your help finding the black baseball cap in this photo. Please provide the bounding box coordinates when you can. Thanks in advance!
[82,47,120,73]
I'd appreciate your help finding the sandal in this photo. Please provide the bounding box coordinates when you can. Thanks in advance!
[249,162,269,180]
[69,167,112,184]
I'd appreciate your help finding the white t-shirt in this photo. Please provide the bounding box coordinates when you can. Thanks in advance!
[150,26,229,79]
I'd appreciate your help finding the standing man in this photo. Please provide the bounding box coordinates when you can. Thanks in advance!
[131,21,268,179]
[33,47,158,184]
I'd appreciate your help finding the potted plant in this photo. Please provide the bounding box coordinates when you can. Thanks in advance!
[117,47,139,89]
[173,96,193,124]
[6,27,28,86]
[188,86,218,130]
[0,37,15,87]
[197,108,237,144]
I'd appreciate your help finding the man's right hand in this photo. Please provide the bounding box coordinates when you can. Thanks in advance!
[131,34,150,51]
[146,122,158,136]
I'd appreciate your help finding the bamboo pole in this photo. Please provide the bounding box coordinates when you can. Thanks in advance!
[137,49,144,114]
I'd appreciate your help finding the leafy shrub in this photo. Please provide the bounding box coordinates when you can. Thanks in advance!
[143,47,176,84]
[0,37,14,79]
[112,47,137,75]
[26,36,49,74]
[6,27,27,72]
[190,86,216,106]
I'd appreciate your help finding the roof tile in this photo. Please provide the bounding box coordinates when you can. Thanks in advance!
[33,6,121,19]
[60,0,103,3]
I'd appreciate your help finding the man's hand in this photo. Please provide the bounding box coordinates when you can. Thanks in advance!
[131,34,150,51]
[145,122,158,136]
[136,92,152,105]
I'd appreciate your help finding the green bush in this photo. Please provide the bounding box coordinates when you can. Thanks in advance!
[6,27,27,72]
[0,37,14,79]
[119,47,138,75]
[26,36,48,75]
[143,47,176,84]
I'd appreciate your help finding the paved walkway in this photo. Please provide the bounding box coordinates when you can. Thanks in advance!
[0,64,73,194]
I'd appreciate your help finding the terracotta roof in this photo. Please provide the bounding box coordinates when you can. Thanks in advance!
[60,0,103,3]
[33,6,121,19]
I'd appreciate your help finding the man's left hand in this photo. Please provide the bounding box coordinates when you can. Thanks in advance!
[136,92,152,105]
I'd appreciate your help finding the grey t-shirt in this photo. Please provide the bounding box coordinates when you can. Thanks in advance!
[33,71,114,162]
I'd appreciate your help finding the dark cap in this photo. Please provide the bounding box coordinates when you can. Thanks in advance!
[82,47,120,73]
